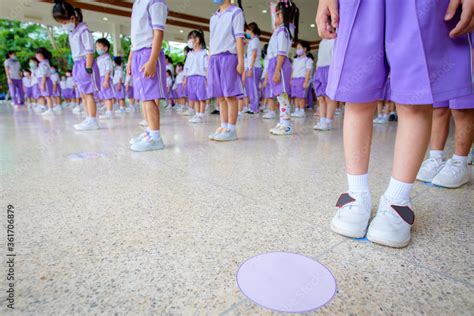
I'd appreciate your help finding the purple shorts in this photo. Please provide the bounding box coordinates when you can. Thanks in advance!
[62,88,73,99]
[72,58,100,96]
[313,66,329,97]
[186,75,208,101]
[262,78,272,99]
[126,86,134,99]
[115,84,125,100]
[131,48,167,101]
[74,88,81,99]
[267,56,292,98]
[174,83,185,98]
[245,67,263,112]
[25,87,33,98]
[51,84,61,97]
[433,93,474,110]
[327,0,472,104]
[38,78,54,97]
[291,77,307,99]
[99,76,116,100]
[381,79,391,101]
[32,85,40,99]
[208,52,244,99]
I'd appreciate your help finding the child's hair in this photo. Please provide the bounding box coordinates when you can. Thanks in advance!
[176,62,184,69]
[188,29,206,49]
[307,52,314,60]
[262,44,268,59]
[296,40,310,53]
[184,46,192,54]
[5,50,15,58]
[23,69,31,75]
[166,69,172,77]
[35,47,52,60]
[245,22,261,37]
[165,55,172,63]
[276,0,299,42]
[96,38,111,51]
[29,57,39,64]
[114,56,123,66]
[52,0,83,23]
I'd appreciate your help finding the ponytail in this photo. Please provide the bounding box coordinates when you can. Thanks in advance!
[52,0,83,23]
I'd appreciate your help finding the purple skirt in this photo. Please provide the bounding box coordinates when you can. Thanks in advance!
[99,76,116,100]
[381,79,391,101]
[37,78,54,97]
[267,56,292,98]
[126,86,134,99]
[115,84,125,100]
[207,52,244,98]
[433,93,474,110]
[131,48,167,101]
[32,85,40,99]
[25,87,33,98]
[62,88,73,99]
[74,88,81,99]
[186,75,208,101]
[174,83,186,98]
[313,66,329,97]
[291,77,307,99]
[73,58,100,95]
[51,84,61,97]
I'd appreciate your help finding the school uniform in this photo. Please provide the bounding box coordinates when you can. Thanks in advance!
[207,4,245,98]
[23,76,33,99]
[261,56,271,99]
[37,60,53,97]
[245,36,262,112]
[326,0,472,104]
[50,72,61,97]
[130,0,168,101]
[313,39,333,98]
[97,53,115,100]
[267,24,294,98]
[4,58,24,105]
[291,56,313,99]
[184,49,209,101]
[113,67,125,100]
[68,22,100,95]
[31,68,40,99]
[125,74,134,99]
[173,72,185,98]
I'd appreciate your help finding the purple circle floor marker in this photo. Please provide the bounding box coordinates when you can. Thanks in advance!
[237,252,337,313]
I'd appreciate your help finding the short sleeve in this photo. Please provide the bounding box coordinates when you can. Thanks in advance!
[203,53,209,69]
[305,58,313,71]
[277,29,291,56]
[232,9,245,39]
[105,59,113,73]
[183,54,191,75]
[3,59,9,68]
[38,64,48,76]
[81,30,94,53]
[149,0,168,31]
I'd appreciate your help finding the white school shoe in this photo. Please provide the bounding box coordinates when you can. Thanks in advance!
[269,123,282,134]
[208,127,225,140]
[72,106,82,114]
[115,108,126,115]
[431,159,470,188]
[73,119,100,131]
[367,195,414,248]
[262,111,276,119]
[53,105,63,113]
[271,124,293,136]
[41,108,54,116]
[139,120,148,127]
[99,112,114,120]
[291,111,305,118]
[330,191,372,238]
[33,105,45,113]
[182,109,194,116]
[314,121,333,131]
[129,132,148,145]
[213,129,237,142]
[130,135,164,152]
[416,156,445,183]
[189,115,203,123]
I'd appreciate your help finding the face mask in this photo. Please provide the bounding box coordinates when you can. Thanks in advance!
[96,49,105,55]
[245,33,251,39]
[63,22,75,32]
[10,56,17,60]
[213,0,224,4]
[29,62,37,69]
[51,69,57,74]
[187,39,194,49]
[296,48,304,56]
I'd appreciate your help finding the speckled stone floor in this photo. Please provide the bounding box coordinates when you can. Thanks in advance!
[0,104,472,315]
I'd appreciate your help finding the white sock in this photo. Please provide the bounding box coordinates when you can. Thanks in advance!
[384,177,413,202]
[106,110,112,115]
[452,154,468,164]
[429,150,444,159]
[326,118,333,124]
[149,130,160,140]
[221,122,228,129]
[227,124,236,132]
[87,116,96,123]
[281,119,290,128]
[320,117,327,123]
[347,173,369,192]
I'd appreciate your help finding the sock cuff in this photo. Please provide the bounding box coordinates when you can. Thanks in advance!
[347,173,369,192]
[385,177,413,202]
[452,154,468,163]
[429,150,444,158]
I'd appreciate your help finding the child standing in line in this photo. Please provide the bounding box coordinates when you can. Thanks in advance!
[312,38,336,131]
[173,62,186,111]
[124,71,136,112]
[184,29,209,124]
[165,69,174,109]
[317,0,473,248]
[127,0,168,152]
[207,0,245,142]
[267,1,299,136]
[261,44,274,117]
[290,40,312,118]
[49,65,63,112]
[95,38,116,120]
[59,75,68,106]
[4,51,24,107]
[29,58,44,112]
[22,70,33,108]
[53,0,101,130]
[113,57,126,114]
[35,48,55,116]
[244,22,262,114]
[373,78,395,124]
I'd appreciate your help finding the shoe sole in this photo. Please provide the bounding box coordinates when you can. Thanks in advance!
[130,146,164,152]
[330,221,367,239]
[415,176,434,183]
[213,137,237,142]
[367,231,410,248]
[431,179,469,189]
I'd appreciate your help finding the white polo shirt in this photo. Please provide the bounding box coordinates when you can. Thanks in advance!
[267,24,294,59]
[4,58,21,80]
[50,72,60,83]
[113,67,124,85]
[37,60,51,78]
[60,79,67,90]
[317,39,334,67]
[175,71,185,84]
[68,23,95,61]
[246,36,262,69]
[209,5,245,56]
[184,49,208,77]
[125,74,133,86]
[22,76,31,88]
[66,77,75,89]
[262,56,269,78]
[292,56,313,79]
[131,0,168,51]
[97,54,113,77]
[31,69,39,85]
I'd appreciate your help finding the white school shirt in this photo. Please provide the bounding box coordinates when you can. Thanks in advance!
[113,67,124,85]
[292,56,313,79]
[166,63,174,76]
[4,58,21,80]
[125,74,133,86]
[60,80,67,90]
[50,72,60,84]
[262,56,270,79]
[246,36,262,69]
[317,39,334,67]
[209,5,245,56]
[166,76,172,89]
[267,24,294,59]
[131,0,168,51]
[31,69,39,85]
[22,76,31,88]
[68,23,95,61]
[66,77,75,89]
[37,60,51,78]
[183,49,208,77]
[97,54,114,77]
[175,71,185,84]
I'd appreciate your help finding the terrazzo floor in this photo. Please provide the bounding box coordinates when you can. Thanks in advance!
[0,103,473,315]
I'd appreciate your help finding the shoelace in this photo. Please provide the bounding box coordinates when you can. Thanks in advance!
[442,159,464,176]
[424,157,444,169]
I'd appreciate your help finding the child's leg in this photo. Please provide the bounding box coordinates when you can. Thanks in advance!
[226,97,238,125]
[452,109,474,157]
[199,101,205,114]
[84,94,96,117]
[377,102,383,117]
[144,100,160,130]
[430,107,451,150]
[46,96,53,109]
[218,98,228,126]
[392,104,432,183]
[326,98,337,120]
[318,97,327,118]
[105,99,113,112]
[268,98,275,112]
[119,99,125,109]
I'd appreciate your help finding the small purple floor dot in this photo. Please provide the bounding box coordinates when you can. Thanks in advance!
[237,252,337,313]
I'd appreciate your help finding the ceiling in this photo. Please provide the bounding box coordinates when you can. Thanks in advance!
[0,0,321,50]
